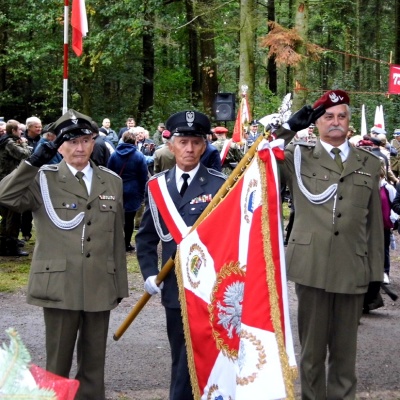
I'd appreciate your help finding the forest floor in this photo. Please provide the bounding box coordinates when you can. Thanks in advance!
[1,233,400,399]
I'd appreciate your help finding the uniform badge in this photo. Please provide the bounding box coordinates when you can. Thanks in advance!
[99,195,116,200]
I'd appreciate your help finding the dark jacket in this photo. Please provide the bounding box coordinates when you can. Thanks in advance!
[200,142,222,172]
[107,143,148,212]
[91,135,110,167]
[136,164,226,308]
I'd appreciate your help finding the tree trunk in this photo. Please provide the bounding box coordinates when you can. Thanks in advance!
[239,0,255,112]
[138,4,155,120]
[198,0,218,115]
[292,1,309,110]
[267,0,277,94]
[185,0,201,106]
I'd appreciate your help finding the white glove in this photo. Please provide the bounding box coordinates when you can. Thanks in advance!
[144,275,164,295]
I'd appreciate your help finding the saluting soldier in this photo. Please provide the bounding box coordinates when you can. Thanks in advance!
[0,109,128,400]
[276,90,384,400]
[136,111,226,400]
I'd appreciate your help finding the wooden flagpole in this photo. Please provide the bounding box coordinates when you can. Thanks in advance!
[113,131,268,340]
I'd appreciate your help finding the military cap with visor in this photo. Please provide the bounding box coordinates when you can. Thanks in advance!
[166,111,211,138]
[53,109,93,141]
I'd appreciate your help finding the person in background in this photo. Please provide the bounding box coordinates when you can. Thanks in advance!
[211,126,243,175]
[276,89,383,400]
[246,119,261,147]
[99,118,118,147]
[33,123,62,165]
[200,131,222,172]
[21,116,43,241]
[136,110,226,400]
[346,125,357,140]
[152,122,165,146]
[153,129,176,174]
[0,120,6,137]
[107,129,148,252]
[0,120,31,256]
[118,117,136,140]
[0,109,128,400]
[90,121,111,167]
[390,129,400,179]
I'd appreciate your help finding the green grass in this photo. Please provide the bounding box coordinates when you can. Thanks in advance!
[0,261,31,292]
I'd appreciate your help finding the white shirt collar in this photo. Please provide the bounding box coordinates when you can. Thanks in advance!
[66,162,93,194]
[175,163,200,189]
[320,139,350,161]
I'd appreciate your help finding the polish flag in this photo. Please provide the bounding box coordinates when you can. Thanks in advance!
[71,0,88,56]
[176,139,297,399]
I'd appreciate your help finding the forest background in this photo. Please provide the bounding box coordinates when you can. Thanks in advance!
[0,0,400,136]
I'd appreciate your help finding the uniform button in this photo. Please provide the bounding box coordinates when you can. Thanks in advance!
[365,251,368,255]
[62,202,66,206]
[334,231,339,236]
[313,173,316,176]
[109,206,112,209]
[337,213,342,218]
[86,253,91,258]
[87,221,91,225]
[46,267,49,270]
[364,181,367,184]
[340,178,344,182]
[87,237,91,242]
[87,205,91,210]
[338,196,343,200]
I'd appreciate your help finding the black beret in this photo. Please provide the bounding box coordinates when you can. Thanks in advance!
[53,109,93,141]
[166,111,211,138]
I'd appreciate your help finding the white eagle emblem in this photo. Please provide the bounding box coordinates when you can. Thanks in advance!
[329,91,344,103]
[186,111,195,127]
[217,281,244,339]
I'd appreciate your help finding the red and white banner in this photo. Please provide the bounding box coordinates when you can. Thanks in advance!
[71,0,88,56]
[232,95,251,144]
[176,139,297,400]
[388,64,400,94]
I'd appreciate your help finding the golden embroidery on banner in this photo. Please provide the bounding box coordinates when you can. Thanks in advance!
[208,261,245,361]
[185,243,206,289]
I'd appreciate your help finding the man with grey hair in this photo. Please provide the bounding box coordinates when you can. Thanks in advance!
[0,120,6,137]
[24,116,42,150]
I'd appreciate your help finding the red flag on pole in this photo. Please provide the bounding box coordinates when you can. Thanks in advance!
[388,64,400,94]
[232,93,251,144]
[176,139,297,399]
[71,0,88,56]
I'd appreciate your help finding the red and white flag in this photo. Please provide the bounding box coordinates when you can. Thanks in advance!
[232,95,251,144]
[71,0,88,56]
[176,139,297,400]
[388,64,400,95]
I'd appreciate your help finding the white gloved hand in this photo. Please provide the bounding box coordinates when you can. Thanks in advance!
[144,275,164,295]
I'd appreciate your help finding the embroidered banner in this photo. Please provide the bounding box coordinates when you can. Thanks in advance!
[176,139,296,400]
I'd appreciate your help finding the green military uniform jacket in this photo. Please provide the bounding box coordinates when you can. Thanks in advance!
[277,129,384,294]
[0,160,128,311]
[390,138,400,175]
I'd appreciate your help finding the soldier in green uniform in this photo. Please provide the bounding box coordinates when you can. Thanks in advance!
[390,128,400,178]
[0,110,128,400]
[277,90,384,400]
[211,126,243,175]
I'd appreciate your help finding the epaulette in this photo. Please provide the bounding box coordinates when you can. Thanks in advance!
[356,146,381,160]
[294,141,316,148]
[149,169,168,181]
[207,168,227,180]
[98,165,121,179]
[39,164,59,172]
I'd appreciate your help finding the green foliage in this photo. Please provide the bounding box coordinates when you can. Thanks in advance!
[0,328,57,398]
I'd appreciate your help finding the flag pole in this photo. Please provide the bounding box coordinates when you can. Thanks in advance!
[113,130,269,341]
[63,0,69,114]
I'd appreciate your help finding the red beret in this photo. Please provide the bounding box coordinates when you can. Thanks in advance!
[214,126,228,134]
[313,90,350,110]
[162,129,172,139]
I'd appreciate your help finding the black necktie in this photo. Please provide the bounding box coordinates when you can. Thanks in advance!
[180,173,190,196]
[331,148,343,171]
[76,171,88,194]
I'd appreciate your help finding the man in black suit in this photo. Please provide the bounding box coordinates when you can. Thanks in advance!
[136,111,226,400]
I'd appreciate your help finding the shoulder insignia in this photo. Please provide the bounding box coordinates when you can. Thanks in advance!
[207,168,227,180]
[356,146,380,159]
[149,170,168,181]
[98,165,121,179]
[39,164,59,172]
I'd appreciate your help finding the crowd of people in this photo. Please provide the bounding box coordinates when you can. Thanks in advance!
[0,91,397,399]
